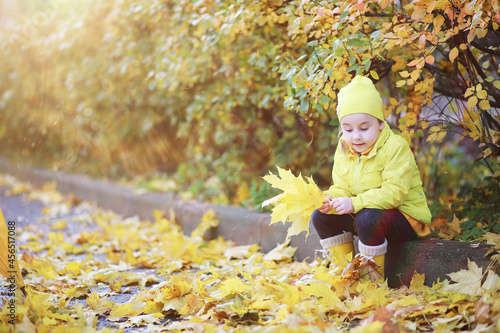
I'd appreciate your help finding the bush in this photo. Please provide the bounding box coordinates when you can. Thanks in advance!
[452,172,500,241]
[1,0,499,242]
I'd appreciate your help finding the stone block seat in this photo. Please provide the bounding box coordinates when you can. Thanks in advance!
[385,238,496,288]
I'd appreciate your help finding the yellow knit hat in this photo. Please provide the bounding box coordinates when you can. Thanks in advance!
[336,75,384,121]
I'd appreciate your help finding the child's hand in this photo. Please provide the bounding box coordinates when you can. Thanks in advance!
[331,197,354,215]
[319,195,333,213]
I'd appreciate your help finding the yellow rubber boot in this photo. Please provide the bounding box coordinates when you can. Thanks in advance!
[327,242,355,267]
[320,232,354,268]
[370,254,385,277]
[358,239,387,280]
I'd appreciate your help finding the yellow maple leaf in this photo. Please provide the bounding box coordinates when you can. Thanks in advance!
[127,313,162,327]
[409,273,429,292]
[86,290,114,315]
[351,320,386,333]
[179,294,205,316]
[51,219,67,230]
[441,259,496,295]
[42,317,58,326]
[262,241,296,262]
[159,280,192,300]
[59,262,82,276]
[162,297,188,312]
[281,284,301,309]
[143,301,163,314]
[300,282,340,303]
[60,242,85,255]
[481,232,500,249]
[224,244,260,260]
[109,301,145,319]
[124,247,138,265]
[262,166,326,238]
[190,209,219,241]
[219,277,252,298]
[249,297,274,311]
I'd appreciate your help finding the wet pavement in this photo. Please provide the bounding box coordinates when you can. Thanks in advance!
[0,185,169,332]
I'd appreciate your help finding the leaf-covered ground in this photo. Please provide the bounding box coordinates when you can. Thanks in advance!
[1,174,500,333]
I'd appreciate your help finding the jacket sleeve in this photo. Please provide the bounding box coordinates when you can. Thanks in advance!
[324,144,353,199]
[351,139,413,212]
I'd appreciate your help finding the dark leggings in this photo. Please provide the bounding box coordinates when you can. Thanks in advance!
[311,208,418,246]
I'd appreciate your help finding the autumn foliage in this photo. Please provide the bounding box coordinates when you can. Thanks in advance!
[0,1,499,231]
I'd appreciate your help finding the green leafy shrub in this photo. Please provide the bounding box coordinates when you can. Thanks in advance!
[452,172,500,241]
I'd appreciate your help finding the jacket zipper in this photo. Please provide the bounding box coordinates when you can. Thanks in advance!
[353,154,362,194]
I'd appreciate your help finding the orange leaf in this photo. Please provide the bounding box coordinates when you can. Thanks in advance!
[407,58,423,67]
[419,34,426,46]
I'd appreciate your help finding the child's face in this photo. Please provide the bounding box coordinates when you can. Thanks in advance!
[340,113,385,153]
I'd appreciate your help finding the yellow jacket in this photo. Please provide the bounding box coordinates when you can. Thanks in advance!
[325,123,432,234]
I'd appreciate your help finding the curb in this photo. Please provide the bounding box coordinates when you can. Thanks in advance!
[0,158,320,261]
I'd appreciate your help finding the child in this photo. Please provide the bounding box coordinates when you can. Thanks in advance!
[312,75,432,278]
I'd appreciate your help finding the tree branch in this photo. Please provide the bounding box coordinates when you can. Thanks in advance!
[364,12,393,17]
[433,85,500,109]
[470,40,500,57]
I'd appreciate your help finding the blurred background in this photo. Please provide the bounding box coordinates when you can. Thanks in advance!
[0,0,498,241]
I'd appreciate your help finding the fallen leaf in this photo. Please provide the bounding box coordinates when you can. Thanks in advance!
[442,259,484,295]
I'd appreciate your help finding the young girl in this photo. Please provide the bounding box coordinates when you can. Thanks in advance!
[312,75,432,278]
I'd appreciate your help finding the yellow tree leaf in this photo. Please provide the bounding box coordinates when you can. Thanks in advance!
[427,126,446,143]
[263,167,299,195]
[300,282,340,303]
[86,290,114,315]
[159,280,192,300]
[449,47,459,62]
[179,294,206,316]
[409,273,429,292]
[224,244,260,260]
[219,277,252,298]
[269,202,288,225]
[467,96,478,108]
[464,87,475,98]
[162,297,187,312]
[42,317,58,326]
[109,301,145,319]
[262,166,325,238]
[128,314,162,327]
[191,209,220,240]
[51,220,67,230]
[262,241,296,262]
[281,284,301,309]
[396,80,406,87]
[477,88,487,100]
[479,100,490,110]
[143,301,163,314]
[441,259,484,295]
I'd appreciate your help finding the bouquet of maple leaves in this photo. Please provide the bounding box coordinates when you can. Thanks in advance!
[262,166,326,239]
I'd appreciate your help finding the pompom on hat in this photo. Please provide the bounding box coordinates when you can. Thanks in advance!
[336,75,384,121]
